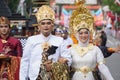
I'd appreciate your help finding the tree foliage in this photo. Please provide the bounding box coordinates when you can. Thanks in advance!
[102,0,120,14]
[8,0,19,13]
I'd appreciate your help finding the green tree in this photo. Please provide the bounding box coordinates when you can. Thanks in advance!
[8,0,19,13]
[102,0,120,14]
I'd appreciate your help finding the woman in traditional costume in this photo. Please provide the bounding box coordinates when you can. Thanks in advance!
[69,0,114,80]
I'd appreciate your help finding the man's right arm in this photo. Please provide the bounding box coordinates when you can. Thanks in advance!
[19,37,32,80]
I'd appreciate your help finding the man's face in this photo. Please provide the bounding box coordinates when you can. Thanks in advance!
[62,33,68,39]
[55,32,62,37]
[0,24,10,36]
[38,19,54,36]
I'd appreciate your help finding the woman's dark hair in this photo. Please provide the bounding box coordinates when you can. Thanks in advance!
[78,28,89,32]
[100,31,107,46]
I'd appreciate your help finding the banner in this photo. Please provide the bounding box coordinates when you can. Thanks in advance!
[94,8,104,26]
[56,0,97,4]
[60,8,72,27]
[86,0,97,4]
[55,0,74,4]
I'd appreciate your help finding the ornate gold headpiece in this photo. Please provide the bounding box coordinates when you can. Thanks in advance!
[0,16,10,25]
[74,0,85,5]
[35,5,55,22]
[69,0,94,34]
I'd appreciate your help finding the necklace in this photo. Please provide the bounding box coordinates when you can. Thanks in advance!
[72,44,94,57]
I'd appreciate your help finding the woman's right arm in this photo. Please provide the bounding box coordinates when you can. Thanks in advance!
[96,46,114,80]
[98,64,114,80]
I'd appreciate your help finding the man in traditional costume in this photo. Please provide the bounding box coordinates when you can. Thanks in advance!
[0,16,23,80]
[0,16,22,57]
[20,5,72,80]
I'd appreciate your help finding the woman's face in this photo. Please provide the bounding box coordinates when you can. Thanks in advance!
[78,28,89,43]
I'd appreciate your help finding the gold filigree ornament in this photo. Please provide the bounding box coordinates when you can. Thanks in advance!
[72,44,94,56]
[35,5,55,23]
[80,66,92,78]
[69,0,94,37]
[41,42,51,51]
[72,66,94,78]
[80,66,90,74]
[74,0,85,5]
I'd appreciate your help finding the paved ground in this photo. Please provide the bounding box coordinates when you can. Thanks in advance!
[106,35,120,80]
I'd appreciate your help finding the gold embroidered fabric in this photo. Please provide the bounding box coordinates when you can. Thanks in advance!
[51,62,70,80]
[37,42,70,80]
[72,44,94,56]
[0,56,20,80]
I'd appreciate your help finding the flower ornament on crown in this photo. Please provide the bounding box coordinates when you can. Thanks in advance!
[35,5,55,23]
[74,22,89,32]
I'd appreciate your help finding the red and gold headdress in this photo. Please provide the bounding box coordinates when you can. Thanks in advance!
[0,16,10,25]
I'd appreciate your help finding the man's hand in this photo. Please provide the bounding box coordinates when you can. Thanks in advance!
[58,57,68,64]
[3,46,12,54]
[114,45,120,53]
[44,60,52,71]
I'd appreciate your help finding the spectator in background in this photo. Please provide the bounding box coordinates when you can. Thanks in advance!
[104,23,113,36]
[54,27,62,37]
[0,16,23,80]
[93,30,120,58]
[61,27,73,46]
[0,16,22,57]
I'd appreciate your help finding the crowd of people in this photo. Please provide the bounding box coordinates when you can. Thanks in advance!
[0,0,120,80]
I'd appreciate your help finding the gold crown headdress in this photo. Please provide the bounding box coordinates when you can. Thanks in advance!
[35,5,55,23]
[69,0,94,34]
[0,16,10,25]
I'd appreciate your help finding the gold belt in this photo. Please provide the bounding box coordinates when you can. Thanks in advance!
[72,66,94,74]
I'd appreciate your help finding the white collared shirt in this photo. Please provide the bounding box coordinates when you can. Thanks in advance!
[20,34,72,80]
